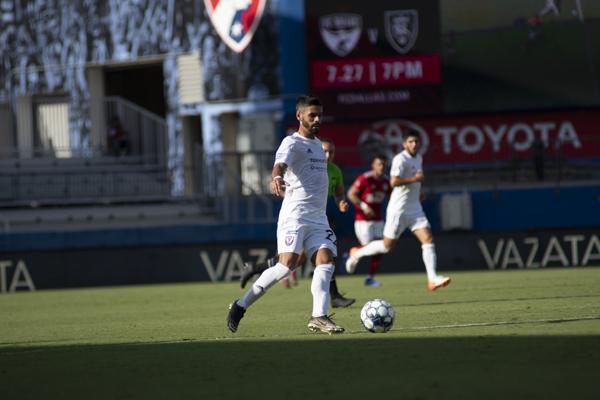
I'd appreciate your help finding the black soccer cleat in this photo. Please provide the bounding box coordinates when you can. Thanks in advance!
[331,294,356,308]
[227,300,246,333]
[240,260,272,289]
[240,262,258,289]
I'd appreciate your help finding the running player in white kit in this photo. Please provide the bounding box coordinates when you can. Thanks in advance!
[227,95,344,334]
[345,129,451,291]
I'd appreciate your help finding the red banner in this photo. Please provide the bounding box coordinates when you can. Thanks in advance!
[319,110,600,167]
[305,0,442,117]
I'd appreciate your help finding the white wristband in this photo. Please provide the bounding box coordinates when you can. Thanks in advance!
[272,176,283,181]
[360,202,370,212]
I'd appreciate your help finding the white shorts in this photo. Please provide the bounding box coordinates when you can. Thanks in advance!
[277,222,338,259]
[383,209,430,240]
[354,220,384,246]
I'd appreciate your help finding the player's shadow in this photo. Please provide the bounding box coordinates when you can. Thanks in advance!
[1,335,598,399]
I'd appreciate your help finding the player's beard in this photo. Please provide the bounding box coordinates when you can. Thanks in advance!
[405,143,419,157]
[301,118,320,135]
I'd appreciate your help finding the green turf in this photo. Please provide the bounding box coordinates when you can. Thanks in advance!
[1,268,599,399]
[441,0,600,31]
[443,18,600,113]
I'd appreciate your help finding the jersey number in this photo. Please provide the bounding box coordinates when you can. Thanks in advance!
[325,229,335,243]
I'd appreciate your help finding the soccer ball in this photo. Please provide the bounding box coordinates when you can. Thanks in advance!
[360,298,395,333]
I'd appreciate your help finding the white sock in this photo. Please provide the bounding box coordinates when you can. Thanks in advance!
[355,240,389,259]
[238,263,290,309]
[311,263,334,317]
[422,243,437,281]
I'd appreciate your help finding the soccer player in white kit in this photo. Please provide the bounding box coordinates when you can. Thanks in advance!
[227,95,344,334]
[345,129,451,291]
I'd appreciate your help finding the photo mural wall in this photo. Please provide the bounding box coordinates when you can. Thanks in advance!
[0,0,280,193]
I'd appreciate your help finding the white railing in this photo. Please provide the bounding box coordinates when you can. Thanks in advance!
[103,96,167,164]
[194,148,275,223]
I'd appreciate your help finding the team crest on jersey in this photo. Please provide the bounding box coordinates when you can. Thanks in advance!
[204,0,267,53]
[384,10,418,54]
[285,235,295,246]
[319,13,362,57]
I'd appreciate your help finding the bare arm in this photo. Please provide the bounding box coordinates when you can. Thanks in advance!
[347,180,374,217]
[346,183,361,206]
[334,181,349,213]
[270,162,288,197]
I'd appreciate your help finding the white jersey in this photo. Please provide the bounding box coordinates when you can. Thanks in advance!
[274,132,329,225]
[387,150,423,214]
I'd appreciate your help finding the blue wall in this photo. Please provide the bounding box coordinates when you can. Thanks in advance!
[469,185,600,231]
[0,223,276,253]
[1,185,598,253]
[276,0,307,127]
[419,184,600,233]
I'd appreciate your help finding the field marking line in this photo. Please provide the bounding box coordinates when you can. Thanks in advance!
[401,293,600,308]
[395,315,600,332]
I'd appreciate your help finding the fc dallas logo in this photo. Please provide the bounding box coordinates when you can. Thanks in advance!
[204,0,267,53]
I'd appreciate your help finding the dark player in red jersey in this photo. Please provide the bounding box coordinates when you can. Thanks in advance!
[346,154,391,286]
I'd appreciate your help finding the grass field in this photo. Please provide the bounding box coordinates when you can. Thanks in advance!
[441,0,600,31]
[1,267,599,399]
[440,0,600,113]
[443,18,600,113]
